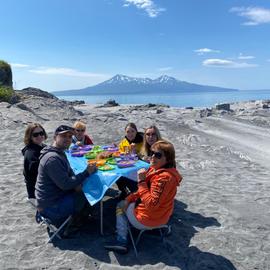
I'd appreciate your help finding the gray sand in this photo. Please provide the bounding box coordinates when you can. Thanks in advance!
[0,97,269,270]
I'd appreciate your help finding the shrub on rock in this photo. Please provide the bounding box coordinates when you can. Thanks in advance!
[0,86,14,102]
[0,60,13,87]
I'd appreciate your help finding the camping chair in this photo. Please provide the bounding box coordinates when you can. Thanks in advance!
[35,211,72,243]
[27,199,72,243]
[127,222,171,257]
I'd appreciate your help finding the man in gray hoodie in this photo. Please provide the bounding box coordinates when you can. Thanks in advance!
[35,125,96,226]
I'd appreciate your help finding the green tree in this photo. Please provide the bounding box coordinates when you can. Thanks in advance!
[0,60,14,102]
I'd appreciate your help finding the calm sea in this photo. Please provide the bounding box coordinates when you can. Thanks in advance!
[56,90,270,108]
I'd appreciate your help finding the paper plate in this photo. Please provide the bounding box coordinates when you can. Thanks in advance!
[98,164,115,171]
[117,160,136,168]
[84,152,97,159]
[102,145,119,152]
[106,158,117,165]
[81,145,93,151]
[71,151,86,157]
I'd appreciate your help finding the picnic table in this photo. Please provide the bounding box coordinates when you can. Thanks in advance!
[66,146,150,234]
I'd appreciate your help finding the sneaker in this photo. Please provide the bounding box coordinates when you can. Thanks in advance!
[104,240,128,254]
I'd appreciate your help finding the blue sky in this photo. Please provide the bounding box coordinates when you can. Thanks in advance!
[1,0,270,91]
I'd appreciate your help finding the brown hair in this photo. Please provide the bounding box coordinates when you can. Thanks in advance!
[73,120,87,130]
[24,123,47,145]
[140,125,162,157]
[151,140,176,168]
[125,122,138,132]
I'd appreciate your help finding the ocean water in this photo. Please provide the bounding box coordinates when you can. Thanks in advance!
[56,89,270,108]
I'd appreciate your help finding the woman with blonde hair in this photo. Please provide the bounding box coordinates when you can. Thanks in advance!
[22,123,47,199]
[140,125,162,162]
[72,120,93,145]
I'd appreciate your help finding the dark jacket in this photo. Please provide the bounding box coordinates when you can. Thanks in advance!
[22,143,45,184]
[35,145,89,208]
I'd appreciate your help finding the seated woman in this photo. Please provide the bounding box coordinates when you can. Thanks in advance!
[22,123,47,199]
[117,125,162,198]
[118,123,143,155]
[139,125,162,162]
[105,140,182,254]
[72,120,93,145]
[116,123,144,198]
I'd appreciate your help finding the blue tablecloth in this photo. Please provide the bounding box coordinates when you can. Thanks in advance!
[66,152,150,205]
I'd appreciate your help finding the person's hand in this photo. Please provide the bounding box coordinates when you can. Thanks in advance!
[137,168,147,183]
[118,199,129,211]
[130,143,136,153]
[87,163,97,175]
[76,141,83,146]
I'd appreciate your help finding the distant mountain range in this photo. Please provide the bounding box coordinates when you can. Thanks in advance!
[53,74,238,96]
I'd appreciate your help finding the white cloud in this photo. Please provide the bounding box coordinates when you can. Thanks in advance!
[238,53,255,60]
[230,6,270,25]
[203,58,258,68]
[158,67,173,71]
[194,48,220,55]
[11,63,30,68]
[123,0,165,18]
[29,67,107,78]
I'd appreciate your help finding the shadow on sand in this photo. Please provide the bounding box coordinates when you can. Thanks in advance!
[54,198,236,270]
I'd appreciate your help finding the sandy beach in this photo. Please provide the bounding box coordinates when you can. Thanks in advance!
[0,93,269,270]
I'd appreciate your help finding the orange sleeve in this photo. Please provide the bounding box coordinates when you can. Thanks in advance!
[137,176,168,209]
[126,191,140,203]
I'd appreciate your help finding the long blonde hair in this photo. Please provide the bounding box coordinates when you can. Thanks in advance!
[140,125,162,157]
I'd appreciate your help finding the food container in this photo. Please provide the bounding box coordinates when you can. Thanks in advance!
[98,164,115,171]
[88,159,106,167]
[84,152,97,159]
[117,160,136,168]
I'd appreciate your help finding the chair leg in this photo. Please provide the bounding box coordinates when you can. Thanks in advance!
[47,216,72,243]
[127,224,138,257]
[100,200,104,235]
[135,230,145,246]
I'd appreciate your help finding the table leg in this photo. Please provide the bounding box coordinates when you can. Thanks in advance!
[100,199,103,235]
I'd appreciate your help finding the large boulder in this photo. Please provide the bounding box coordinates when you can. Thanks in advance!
[17,87,57,99]
[0,60,12,87]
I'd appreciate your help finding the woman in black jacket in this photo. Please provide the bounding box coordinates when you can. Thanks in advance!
[22,123,47,199]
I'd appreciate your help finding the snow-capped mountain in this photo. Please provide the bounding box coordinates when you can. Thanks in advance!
[54,74,238,96]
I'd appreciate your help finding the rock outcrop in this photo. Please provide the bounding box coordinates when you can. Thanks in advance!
[0,60,12,87]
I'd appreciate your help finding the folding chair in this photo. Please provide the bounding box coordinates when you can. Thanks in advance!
[127,223,171,257]
[27,198,72,243]
[35,211,72,243]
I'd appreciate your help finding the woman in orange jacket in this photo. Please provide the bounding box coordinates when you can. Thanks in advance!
[105,140,182,254]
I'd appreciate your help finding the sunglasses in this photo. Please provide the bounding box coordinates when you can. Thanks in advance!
[76,129,85,132]
[32,131,45,137]
[151,151,163,159]
[146,133,156,137]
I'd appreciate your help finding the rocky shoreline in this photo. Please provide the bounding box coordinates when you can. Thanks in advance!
[0,90,269,269]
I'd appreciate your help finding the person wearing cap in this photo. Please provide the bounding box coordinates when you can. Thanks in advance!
[35,125,96,229]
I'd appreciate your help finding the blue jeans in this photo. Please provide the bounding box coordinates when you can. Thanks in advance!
[41,194,75,226]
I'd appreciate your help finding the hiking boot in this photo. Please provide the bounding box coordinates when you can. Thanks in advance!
[104,240,128,254]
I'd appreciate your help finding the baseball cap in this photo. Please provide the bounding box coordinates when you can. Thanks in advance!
[54,125,75,135]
